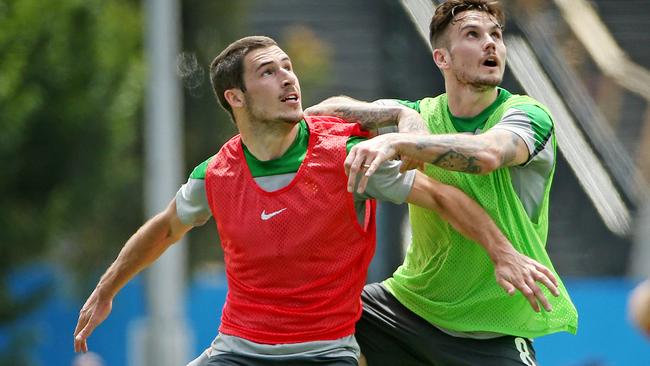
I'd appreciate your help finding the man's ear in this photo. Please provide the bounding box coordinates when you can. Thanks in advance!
[432,48,450,70]
[224,88,245,109]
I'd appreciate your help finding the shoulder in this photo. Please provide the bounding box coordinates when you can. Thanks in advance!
[190,139,239,180]
[503,102,554,139]
[502,94,553,124]
[189,157,213,180]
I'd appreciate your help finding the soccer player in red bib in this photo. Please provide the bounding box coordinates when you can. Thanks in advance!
[73,36,559,366]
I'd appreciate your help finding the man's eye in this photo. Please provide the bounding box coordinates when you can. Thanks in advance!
[262,70,272,76]
[491,32,502,39]
[467,31,478,38]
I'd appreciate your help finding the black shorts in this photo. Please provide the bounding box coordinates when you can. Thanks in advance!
[356,283,537,366]
[205,354,358,366]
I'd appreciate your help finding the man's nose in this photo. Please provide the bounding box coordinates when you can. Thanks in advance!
[281,71,296,87]
[483,35,497,51]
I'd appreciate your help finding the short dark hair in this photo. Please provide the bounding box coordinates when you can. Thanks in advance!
[429,0,505,49]
[209,36,278,118]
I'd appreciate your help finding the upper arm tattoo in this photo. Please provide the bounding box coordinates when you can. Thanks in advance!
[397,111,429,135]
[330,105,402,130]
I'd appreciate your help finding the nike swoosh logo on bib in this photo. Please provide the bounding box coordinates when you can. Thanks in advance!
[260,208,287,221]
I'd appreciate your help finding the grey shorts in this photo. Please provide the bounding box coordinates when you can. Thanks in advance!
[188,352,357,366]
[356,283,538,366]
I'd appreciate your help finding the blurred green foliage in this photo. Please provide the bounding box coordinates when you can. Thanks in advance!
[0,0,248,361]
[0,0,334,359]
[0,0,145,354]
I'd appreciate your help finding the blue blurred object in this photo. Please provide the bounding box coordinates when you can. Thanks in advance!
[536,278,650,366]
[3,267,649,366]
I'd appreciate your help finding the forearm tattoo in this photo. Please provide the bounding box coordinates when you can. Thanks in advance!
[415,136,485,173]
[432,151,482,173]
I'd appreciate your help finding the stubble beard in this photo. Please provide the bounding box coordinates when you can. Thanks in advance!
[244,99,301,130]
[454,68,502,92]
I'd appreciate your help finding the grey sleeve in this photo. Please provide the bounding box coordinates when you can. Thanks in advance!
[353,160,415,204]
[174,178,212,226]
[490,109,537,156]
[490,108,553,168]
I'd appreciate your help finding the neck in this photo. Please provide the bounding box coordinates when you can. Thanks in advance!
[237,117,301,161]
[445,81,498,118]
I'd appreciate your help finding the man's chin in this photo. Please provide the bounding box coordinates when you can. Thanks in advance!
[471,77,502,90]
[276,115,303,124]
[283,111,305,123]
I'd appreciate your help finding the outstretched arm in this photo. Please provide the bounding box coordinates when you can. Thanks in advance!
[73,198,193,353]
[406,172,559,312]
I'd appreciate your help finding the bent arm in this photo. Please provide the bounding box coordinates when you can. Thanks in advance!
[405,172,559,312]
[74,198,193,352]
[371,129,529,175]
[405,172,512,258]
[305,97,428,135]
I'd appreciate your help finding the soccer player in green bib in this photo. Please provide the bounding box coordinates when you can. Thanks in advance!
[306,0,578,364]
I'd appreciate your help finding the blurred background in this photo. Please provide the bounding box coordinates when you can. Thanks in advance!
[1,0,649,365]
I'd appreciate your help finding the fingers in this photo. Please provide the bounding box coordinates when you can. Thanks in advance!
[352,163,376,194]
[532,268,559,297]
[73,324,87,353]
[345,152,367,193]
[518,282,541,313]
[74,313,101,353]
[74,311,89,353]
[534,263,559,295]
[74,316,93,353]
[496,263,558,312]
[344,148,382,194]
[526,276,552,312]
[497,278,516,296]
[74,335,88,353]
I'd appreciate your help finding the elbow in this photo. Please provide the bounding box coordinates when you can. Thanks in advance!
[474,148,502,174]
[323,95,355,104]
[307,95,354,112]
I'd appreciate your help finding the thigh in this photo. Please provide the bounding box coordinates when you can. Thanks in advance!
[435,336,537,366]
[357,283,538,366]
[356,283,435,366]
[206,354,358,366]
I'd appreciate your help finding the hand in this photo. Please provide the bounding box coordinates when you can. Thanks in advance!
[493,249,560,312]
[73,289,113,353]
[345,134,400,193]
[628,279,650,336]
